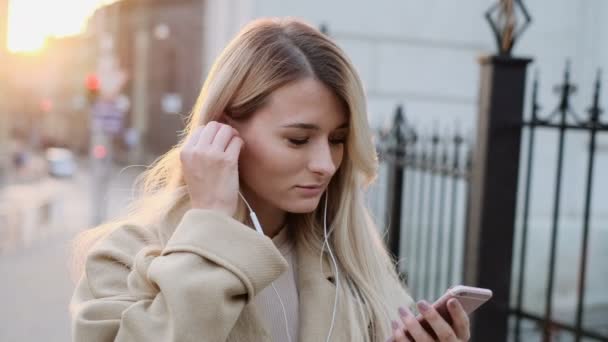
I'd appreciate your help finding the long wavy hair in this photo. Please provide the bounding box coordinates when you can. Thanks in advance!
[72,17,409,341]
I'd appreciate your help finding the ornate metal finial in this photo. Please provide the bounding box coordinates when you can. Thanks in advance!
[553,60,578,113]
[485,0,532,56]
[390,105,406,145]
[531,69,541,122]
[588,69,603,124]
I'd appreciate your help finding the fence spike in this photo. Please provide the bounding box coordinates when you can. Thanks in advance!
[560,60,573,112]
[589,68,603,124]
[531,69,541,122]
[388,105,407,154]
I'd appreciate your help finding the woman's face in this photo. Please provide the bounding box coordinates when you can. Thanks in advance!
[230,77,348,214]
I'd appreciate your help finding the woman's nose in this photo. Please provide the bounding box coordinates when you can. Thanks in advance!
[308,143,337,176]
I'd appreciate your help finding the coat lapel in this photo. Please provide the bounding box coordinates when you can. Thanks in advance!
[295,240,351,342]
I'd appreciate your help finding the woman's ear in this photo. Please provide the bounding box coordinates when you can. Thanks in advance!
[222,113,240,129]
[219,112,236,125]
[217,112,227,124]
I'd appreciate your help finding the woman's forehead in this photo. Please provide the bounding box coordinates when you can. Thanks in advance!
[259,77,348,128]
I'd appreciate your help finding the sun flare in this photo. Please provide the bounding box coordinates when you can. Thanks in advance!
[7,0,109,53]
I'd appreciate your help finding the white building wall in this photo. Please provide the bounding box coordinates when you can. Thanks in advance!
[202,0,607,127]
[202,0,254,77]
[251,0,493,130]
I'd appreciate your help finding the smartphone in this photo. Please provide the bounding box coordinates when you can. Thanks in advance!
[410,285,492,338]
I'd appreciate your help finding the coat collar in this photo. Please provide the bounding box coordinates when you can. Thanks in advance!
[294,239,352,342]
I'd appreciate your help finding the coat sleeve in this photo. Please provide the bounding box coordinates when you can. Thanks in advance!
[70,209,288,342]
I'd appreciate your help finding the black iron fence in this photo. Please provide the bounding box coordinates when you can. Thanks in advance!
[374,61,607,341]
[375,106,473,302]
[510,64,608,342]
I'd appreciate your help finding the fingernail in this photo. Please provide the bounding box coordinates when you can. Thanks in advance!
[391,319,400,330]
[417,300,430,313]
[449,298,458,308]
[398,306,409,317]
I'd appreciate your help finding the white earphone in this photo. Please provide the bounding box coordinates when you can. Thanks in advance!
[238,190,339,342]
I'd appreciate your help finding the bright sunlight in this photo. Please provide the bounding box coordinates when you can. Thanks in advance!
[7,0,110,53]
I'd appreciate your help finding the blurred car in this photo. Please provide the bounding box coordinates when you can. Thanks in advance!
[45,147,77,178]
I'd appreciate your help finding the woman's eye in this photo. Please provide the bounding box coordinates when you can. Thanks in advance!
[287,136,346,146]
[288,138,309,145]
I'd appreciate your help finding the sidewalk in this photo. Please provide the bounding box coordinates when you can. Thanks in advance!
[0,157,143,255]
[0,156,144,341]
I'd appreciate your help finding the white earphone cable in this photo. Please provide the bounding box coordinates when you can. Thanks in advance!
[271,283,293,342]
[323,190,340,342]
[239,191,338,342]
[238,192,292,342]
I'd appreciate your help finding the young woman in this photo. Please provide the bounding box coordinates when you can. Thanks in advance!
[70,17,471,342]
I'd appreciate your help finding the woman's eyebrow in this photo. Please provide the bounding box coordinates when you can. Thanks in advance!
[281,122,349,130]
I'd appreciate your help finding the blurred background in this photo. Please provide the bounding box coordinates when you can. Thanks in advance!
[0,0,606,341]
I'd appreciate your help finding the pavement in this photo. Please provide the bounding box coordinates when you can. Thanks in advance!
[0,158,142,341]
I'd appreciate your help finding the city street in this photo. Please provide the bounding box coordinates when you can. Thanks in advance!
[0,159,141,341]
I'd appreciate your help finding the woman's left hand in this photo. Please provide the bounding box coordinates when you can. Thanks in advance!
[388,299,470,341]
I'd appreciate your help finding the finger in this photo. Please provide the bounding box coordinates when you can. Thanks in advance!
[390,321,404,342]
[390,320,409,342]
[447,299,470,340]
[224,136,244,160]
[197,121,221,146]
[209,124,238,152]
[417,301,458,342]
[399,306,434,342]
[184,126,205,150]
[218,113,240,137]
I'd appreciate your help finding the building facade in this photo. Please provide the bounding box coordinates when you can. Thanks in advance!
[89,0,205,159]
[0,0,9,181]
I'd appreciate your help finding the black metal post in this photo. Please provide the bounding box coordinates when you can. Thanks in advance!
[385,106,406,262]
[542,63,573,342]
[424,133,439,299]
[434,143,449,298]
[464,55,532,341]
[414,144,429,297]
[403,134,418,286]
[574,70,603,342]
[514,71,540,341]
[447,133,463,286]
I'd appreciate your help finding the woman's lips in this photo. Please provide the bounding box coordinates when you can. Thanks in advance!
[295,185,324,197]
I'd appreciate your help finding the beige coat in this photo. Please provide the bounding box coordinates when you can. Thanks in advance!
[70,209,410,341]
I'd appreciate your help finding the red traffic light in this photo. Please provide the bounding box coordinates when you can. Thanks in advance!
[86,73,100,103]
[93,144,107,159]
[86,74,100,91]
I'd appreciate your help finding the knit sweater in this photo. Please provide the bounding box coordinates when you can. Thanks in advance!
[253,227,299,342]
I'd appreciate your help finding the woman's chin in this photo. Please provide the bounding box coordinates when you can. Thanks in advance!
[284,197,322,213]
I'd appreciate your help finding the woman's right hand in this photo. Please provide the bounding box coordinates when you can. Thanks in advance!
[180,120,244,217]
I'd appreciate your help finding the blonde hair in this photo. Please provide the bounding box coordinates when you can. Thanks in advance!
[72,17,409,341]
